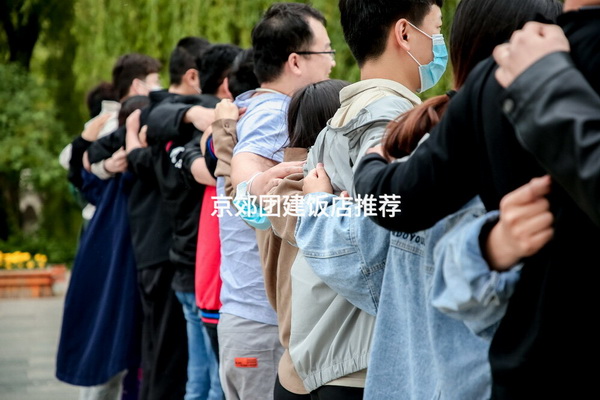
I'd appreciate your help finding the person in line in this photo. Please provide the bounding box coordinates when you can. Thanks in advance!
[296,1,560,398]
[353,0,599,397]
[289,1,443,398]
[214,4,335,399]
[57,53,160,400]
[211,78,350,400]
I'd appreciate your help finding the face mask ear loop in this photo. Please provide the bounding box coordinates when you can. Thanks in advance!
[406,50,423,67]
[406,20,433,39]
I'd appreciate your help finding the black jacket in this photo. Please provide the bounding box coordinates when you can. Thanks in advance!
[506,9,600,227]
[144,93,219,292]
[354,9,600,399]
[86,90,174,270]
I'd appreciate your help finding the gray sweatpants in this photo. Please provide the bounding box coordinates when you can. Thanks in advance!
[218,313,284,400]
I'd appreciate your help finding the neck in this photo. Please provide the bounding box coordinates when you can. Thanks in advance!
[260,78,295,97]
[360,54,418,93]
[168,83,198,96]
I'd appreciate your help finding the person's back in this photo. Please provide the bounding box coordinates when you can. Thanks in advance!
[291,1,443,396]
[468,47,599,400]
[354,3,599,398]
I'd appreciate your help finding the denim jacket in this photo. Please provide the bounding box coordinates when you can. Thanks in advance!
[296,194,521,399]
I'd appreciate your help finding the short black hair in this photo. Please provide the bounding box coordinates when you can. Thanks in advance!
[252,2,326,84]
[200,44,242,95]
[86,81,117,118]
[227,48,260,98]
[112,53,161,100]
[169,36,211,86]
[339,0,443,67]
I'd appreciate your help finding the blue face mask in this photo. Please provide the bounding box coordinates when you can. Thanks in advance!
[406,21,448,93]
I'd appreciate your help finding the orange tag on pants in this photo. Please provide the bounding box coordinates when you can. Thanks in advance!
[235,357,258,368]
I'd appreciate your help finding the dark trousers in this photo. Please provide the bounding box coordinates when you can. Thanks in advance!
[203,322,220,361]
[274,374,311,400]
[138,263,188,400]
[310,385,364,400]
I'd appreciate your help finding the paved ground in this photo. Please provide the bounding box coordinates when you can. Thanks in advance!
[0,278,79,400]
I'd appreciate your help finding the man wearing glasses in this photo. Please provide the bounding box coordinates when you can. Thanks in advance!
[220,3,335,400]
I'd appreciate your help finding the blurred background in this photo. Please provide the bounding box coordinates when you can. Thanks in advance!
[0,0,457,267]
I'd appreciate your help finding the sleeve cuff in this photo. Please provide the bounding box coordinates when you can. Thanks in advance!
[501,51,574,121]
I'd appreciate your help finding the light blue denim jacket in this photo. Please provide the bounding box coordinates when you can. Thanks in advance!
[296,194,521,399]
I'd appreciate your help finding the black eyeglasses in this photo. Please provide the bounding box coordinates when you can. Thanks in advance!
[295,50,336,58]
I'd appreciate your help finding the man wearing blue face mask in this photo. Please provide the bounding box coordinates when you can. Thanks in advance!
[303,0,446,196]
[406,21,448,93]
[290,1,444,397]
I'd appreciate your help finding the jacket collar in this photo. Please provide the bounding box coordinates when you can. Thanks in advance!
[339,79,421,108]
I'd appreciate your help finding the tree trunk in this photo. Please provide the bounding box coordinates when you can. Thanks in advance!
[0,0,42,70]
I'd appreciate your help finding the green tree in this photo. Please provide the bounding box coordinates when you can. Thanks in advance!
[0,0,80,261]
[0,0,459,262]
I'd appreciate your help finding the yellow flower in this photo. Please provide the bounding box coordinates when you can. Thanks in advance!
[0,251,43,269]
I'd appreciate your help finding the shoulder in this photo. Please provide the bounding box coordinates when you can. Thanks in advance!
[363,95,415,122]
[238,98,288,136]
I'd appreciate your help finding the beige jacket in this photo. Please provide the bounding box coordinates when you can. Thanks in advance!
[213,117,308,394]
[256,147,309,394]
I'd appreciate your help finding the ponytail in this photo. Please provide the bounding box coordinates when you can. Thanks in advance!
[383,93,451,159]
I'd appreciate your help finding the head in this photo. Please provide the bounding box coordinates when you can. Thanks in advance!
[384,0,562,159]
[451,0,563,88]
[200,44,242,98]
[86,81,117,118]
[287,79,350,149]
[117,95,150,127]
[252,3,334,87]
[112,53,162,101]
[168,36,211,94]
[227,48,260,99]
[339,0,443,68]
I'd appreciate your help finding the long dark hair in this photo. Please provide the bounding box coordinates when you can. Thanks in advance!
[384,0,563,159]
[287,79,350,149]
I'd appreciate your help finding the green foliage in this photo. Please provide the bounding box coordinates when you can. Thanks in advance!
[0,63,65,186]
[69,0,362,103]
[0,63,80,263]
[0,0,460,264]
[69,0,457,114]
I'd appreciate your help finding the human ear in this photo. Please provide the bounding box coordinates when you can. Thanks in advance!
[395,19,411,51]
[131,78,146,96]
[184,68,199,87]
[287,53,303,77]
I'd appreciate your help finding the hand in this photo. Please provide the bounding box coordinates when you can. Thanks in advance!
[104,147,128,174]
[494,22,570,88]
[81,113,113,141]
[125,109,141,133]
[184,106,216,132]
[250,161,305,196]
[486,175,554,271]
[304,163,333,194]
[138,125,148,147]
[125,110,143,154]
[215,99,244,121]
